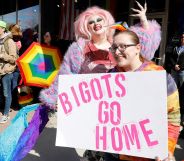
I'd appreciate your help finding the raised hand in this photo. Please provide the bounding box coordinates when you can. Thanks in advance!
[155,152,176,161]
[130,1,149,29]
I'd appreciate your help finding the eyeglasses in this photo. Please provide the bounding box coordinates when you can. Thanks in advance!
[109,43,137,53]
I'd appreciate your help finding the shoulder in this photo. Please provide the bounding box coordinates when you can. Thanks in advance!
[62,38,88,65]
[70,38,86,50]
[4,35,15,45]
[108,67,118,73]
[167,73,178,95]
[6,38,15,45]
[66,38,87,56]
[142,61,164,71]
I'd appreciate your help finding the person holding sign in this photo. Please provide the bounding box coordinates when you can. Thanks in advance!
[106,31,180,160]
[39,1,164,160]
[39,2,161,110]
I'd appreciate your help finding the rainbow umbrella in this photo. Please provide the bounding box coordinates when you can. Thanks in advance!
[17,42,61,87]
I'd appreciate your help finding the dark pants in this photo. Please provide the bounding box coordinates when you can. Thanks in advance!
[0,73,14,115]
[11,69,20,109]
[104,153,120,161]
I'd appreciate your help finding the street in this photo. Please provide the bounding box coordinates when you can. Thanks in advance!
[1,109,183,161]
[22,115,184,161]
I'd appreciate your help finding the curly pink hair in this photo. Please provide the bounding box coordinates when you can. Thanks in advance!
[74,6,115,42]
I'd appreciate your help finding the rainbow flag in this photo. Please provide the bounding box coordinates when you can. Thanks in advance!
[0,104,49,161]
[108,21,129,31]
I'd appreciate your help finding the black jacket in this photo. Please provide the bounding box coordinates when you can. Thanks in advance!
[169,46,184,71]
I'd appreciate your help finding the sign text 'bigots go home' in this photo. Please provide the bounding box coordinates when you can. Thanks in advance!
[58,73,158,152]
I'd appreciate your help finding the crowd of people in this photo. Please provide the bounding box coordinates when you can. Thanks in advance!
[0,1,183,160]
[0,21,71,124]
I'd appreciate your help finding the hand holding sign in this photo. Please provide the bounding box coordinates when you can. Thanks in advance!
[155,152,176,161]
[56,71,168,160]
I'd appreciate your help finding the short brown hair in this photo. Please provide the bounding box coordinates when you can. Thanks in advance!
[114,30,140,44]
[9,24,22,37]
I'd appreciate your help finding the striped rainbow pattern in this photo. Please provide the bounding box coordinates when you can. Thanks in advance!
[109,21,129,31]
[17,42,61,87]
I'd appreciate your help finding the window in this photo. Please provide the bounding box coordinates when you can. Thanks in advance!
[0,0,39,31]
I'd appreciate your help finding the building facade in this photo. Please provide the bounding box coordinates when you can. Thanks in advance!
[0,0,183,65]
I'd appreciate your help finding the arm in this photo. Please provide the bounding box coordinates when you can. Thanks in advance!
[154,74,180,161]
[39,40,85,108]
[167,74,180,154]
[130,1,149,30]
[169,47,179,70]
[130,1,161,60]
[155,152,176,161]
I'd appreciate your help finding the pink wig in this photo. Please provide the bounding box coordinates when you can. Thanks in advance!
[74,6,115,42]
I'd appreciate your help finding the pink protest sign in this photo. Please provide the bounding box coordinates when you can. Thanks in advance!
[56,71,168,160]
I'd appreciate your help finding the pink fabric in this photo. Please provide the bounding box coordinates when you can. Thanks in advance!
[39,38,86,108]
[16,41,22,50]
[130,20,161,60]
[79,41,116,73]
